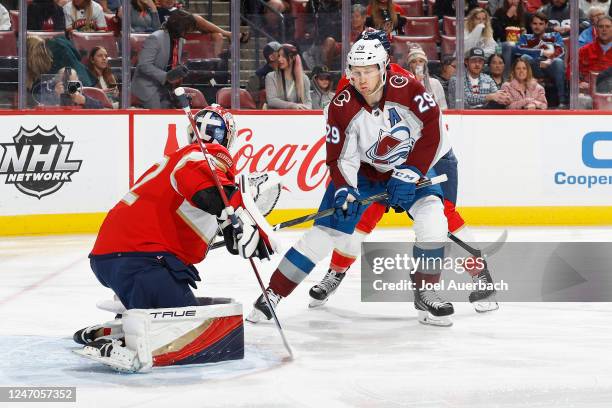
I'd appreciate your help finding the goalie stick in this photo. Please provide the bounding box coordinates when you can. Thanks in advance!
[174,88,294,360]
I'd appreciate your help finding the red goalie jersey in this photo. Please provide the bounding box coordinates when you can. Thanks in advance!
[91,143,236,265]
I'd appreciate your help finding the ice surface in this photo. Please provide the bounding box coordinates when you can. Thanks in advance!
[1,228,611,407]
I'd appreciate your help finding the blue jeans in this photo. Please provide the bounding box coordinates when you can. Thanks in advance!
[521,55,567,104]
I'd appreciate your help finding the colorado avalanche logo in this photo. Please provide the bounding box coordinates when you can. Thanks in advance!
[389,75,409,88]
[365,126,415,165]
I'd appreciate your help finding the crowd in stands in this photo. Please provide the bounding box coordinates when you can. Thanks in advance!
[0,0,610,110]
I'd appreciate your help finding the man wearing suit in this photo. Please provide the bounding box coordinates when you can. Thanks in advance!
[131,10,195,108]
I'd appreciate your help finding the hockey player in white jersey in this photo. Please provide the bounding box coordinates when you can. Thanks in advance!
[247,36,455,326]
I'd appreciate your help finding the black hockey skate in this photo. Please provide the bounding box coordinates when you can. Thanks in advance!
[414,287,454,327]
[309,269,346,308]
[73,320,124,345]
[469,267,499,313]
[246,288,282,323]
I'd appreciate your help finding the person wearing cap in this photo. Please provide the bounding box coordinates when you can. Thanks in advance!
[448,47,511,109]
[403,47,447,109]
[246,41,282,107]
[310,66,335,109]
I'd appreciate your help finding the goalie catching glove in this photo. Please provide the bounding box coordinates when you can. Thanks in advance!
[218,207,273,260]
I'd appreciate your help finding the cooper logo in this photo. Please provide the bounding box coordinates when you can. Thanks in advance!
[0,126,82,199]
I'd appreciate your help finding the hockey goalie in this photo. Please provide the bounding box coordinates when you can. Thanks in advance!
[73,105,281,373]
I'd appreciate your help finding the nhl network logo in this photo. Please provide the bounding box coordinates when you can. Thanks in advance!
[0,126,82,199]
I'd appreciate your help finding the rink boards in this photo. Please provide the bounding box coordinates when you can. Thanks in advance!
[0,110,611,235]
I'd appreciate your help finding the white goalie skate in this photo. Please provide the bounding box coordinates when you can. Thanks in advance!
[73,338,142,373]
[308,269,346,308]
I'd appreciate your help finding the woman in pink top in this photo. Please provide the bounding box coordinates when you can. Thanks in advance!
[502,58,548,109]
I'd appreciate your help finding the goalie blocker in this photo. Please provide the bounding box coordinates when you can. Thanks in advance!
[75,302,244,373]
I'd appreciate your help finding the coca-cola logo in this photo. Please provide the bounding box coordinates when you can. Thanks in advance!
[233,128,329,192]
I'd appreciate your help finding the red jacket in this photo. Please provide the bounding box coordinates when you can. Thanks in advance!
[579,41,612,82]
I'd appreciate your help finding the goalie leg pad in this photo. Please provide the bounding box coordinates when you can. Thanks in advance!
[74,303,244,372]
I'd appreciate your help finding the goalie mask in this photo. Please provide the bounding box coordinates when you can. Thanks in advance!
[188,105,237,150]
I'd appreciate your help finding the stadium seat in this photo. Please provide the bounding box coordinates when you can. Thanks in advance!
[181,33,217,60]
[395,0,424,17]
[181,33,221,70]
[478,0,489,9]
[183,87,208,108]
[404,17,440,42]
[592,93,612,110]
[393,36,438,61]
[443,16,456,36]
[82,87,114,109]
[71,32,119,63]
[0,31,17,57]
[27,31,65,40]
[441,35,456,57]
[129,33,149,65]
[216,87,257,109]
[9,10,18,32]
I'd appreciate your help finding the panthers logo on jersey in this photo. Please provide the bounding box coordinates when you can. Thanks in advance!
[365,125,415,166]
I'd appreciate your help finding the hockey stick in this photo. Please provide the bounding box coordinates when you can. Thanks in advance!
[174,88,294,360]
[207,174,448,251]
[447,229,508,259]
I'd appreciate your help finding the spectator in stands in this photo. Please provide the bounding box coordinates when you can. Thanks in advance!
[579,16,612,90]
[486,0,503,15]
[262,0,290,38]
[432,54,456,103]
[502,58,547,109]
[523,0,543,15]
[366,0,406,37]
[579,6,607,47]
[352,4,367,43]
[435,0,478,20]
[97,0,121,13]
[596,66,612,92]
[302,0,341,69]
[580,0,610,16]
[538,0,589,37]
[448,47,511,108]
[87,46,119,107]
[128,0,160,33]
[405,47,447,109]
[38,66,104,108]
[310,65,334,109]
[488,53,507,88]
[0,4,10,30]
[64,0,107,33]
[27,0,67,31]
[131,9,195,108]
[247,41,281,108]
[492,0,527,74]
[514,11,567,107]
[465,8,499,59]
[265,43,312,109]
[26,36,54,100]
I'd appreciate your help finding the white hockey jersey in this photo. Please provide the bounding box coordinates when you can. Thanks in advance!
[325,73,450,188]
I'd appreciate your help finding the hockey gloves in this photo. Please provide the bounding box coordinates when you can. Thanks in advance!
[218,208,273,260]
[386,166,421,210]
[333,186,364,221]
